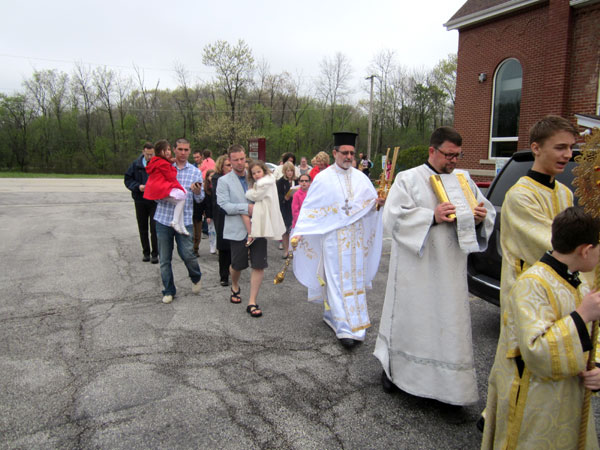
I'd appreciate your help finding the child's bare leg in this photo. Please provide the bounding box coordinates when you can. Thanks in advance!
[242,215,253,246]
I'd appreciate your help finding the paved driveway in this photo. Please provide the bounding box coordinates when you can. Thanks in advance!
[0,178,597,449]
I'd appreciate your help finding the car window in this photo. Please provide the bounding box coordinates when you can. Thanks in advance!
[487,160,532,206]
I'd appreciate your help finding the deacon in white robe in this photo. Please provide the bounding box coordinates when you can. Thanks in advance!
[374,127,495,405]
[291,132,385,348]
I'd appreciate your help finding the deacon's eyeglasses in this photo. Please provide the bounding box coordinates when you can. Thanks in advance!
[435,147,463,160]
[338,150,355,156]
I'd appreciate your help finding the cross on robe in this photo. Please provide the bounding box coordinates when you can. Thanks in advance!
[341,199,352,216]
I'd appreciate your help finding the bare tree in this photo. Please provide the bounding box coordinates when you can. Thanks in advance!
[254,58,270,107]
[71,63,97,161]
[368,50,396,153]
[93,66,118,153]
[173,62,200,139]
[115,74,132,142]
[317,52,353,132]
[133,64,160,139]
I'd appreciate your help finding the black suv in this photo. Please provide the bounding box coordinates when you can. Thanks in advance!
[467,149,580,306]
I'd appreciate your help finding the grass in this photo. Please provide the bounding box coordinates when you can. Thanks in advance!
[0,172,121,179]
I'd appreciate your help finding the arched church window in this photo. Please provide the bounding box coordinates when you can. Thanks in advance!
[490,58,522,158]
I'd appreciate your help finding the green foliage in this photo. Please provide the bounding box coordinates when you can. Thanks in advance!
[396,145,430,171]
[431,54,457,104]
[369,144,429,180]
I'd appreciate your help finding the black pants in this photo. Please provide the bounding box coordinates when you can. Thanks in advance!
[218,248,231,282]
[134,200,158,257]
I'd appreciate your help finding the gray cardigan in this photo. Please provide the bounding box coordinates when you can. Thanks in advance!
[216,171,251,241]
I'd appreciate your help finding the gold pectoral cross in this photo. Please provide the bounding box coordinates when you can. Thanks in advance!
[341,199,352,216]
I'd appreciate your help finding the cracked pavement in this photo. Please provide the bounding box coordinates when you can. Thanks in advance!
[0,178,598,449]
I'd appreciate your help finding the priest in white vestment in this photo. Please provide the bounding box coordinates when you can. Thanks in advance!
[291,132,385,349]
[373,126,495,406]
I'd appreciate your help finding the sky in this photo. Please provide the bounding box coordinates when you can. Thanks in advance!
[1,0,466,100]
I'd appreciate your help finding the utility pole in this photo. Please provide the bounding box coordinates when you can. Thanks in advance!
[366,75,376,161]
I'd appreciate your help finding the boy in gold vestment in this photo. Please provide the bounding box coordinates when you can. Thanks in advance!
[482,207,600,449]
[500,116,579,317]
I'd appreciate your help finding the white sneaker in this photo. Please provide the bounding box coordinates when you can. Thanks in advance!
[192,280,202,294]
[162,295,173,304]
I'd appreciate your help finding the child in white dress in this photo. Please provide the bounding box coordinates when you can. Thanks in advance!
[242,160,286,246]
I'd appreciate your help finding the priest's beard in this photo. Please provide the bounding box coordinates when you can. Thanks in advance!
[440,162,456,174]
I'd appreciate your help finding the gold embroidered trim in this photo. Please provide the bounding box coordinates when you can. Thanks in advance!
[344,290,365,297]
[351,323,371,332]
[506,366,531,450]
[506,348,521,358]
[557,317,578,376]
[546,327,561,379]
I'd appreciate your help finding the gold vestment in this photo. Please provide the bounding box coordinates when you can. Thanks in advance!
[482,260,599,449]
[500,176,573,318]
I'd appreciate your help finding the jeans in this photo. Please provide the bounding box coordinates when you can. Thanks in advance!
[156,221,202,296]
[134,200,157,257]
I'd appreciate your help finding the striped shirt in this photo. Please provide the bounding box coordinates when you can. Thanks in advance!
[154,161,204,226]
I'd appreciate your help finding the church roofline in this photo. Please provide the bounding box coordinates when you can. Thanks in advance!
[444,0,544,31]
[445,0,600,31]
[575,114,600,130]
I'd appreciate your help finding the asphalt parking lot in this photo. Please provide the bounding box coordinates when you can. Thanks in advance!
[0,178,597,449]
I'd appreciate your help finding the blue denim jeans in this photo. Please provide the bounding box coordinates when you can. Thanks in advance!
[156,221,202,296]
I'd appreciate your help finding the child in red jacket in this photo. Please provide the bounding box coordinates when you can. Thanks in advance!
[143,139,189,235]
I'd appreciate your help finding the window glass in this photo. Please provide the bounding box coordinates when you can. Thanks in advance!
[490,141,518,159]
[490,59,522,158]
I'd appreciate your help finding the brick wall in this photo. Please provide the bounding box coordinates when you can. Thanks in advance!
[453,1,599,181]
[568,3,600,118]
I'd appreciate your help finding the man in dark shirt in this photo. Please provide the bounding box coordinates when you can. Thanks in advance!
[124,142,159,263]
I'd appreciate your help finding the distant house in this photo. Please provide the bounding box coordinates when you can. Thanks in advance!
[445,0,600,180]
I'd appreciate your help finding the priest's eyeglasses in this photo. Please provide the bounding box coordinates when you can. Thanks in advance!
[435,147,463,160]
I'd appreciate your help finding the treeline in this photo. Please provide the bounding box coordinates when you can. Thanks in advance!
[0,40,456,174]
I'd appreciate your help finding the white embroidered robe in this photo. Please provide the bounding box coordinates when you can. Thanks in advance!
[373,164,495,405]
[291,164,383,340]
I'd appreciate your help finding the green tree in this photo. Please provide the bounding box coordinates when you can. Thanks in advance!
[431,53,457,106]
[202,39,255,132]
[0,94,36,171]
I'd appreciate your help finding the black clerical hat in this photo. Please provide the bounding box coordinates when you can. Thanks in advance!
[333,131,358,148]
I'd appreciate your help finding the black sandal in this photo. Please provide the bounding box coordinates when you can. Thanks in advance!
[246,304,262,317]
[230,287,241,304]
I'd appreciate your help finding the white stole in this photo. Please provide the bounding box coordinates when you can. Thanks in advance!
[439,173,479,254]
